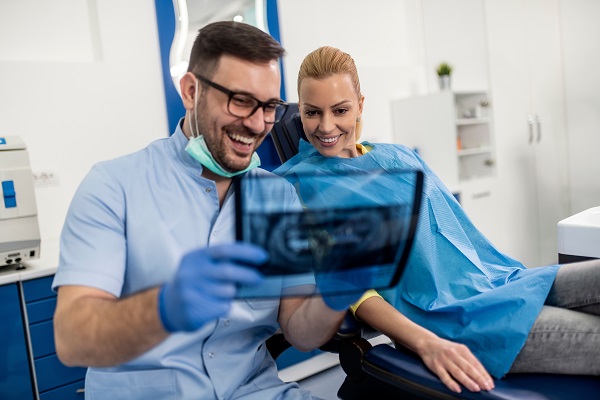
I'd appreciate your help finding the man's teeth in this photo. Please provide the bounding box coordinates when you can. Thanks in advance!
[229,133,254,144]
[319,136,339,143]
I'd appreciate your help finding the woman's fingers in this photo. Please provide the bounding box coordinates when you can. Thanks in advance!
[424,342,495,393]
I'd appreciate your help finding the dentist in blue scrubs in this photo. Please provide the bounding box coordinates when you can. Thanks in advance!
[52,22,358,400]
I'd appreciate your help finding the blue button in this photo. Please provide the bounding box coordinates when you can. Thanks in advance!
[0,138,6,145]
[2,180,16,208]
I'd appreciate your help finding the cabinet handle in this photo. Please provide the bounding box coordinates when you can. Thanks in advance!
[535,114,542,143]
[76,388,85,394]
[527,115,534,144]
[472,191,491,199]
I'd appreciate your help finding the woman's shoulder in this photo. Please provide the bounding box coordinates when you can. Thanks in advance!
[362,141,417,156]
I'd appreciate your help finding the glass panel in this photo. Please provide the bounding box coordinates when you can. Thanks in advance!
[170,0,268,95]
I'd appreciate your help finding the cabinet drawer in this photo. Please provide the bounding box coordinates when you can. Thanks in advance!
[40,379,85,400]
[26,297,57,324]
[0,283,35,400]
[30,320,56,358]
[35,354,87,392]
[22,276,55,302]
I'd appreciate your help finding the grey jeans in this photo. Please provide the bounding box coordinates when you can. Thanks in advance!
[509,259,600,375]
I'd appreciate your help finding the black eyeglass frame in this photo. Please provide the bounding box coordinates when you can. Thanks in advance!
[195,74,289,124]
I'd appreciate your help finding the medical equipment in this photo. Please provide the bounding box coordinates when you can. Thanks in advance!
[558,206,600,263]
[0,136,41,267]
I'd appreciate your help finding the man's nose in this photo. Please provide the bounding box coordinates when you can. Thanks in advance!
[242,107,267,134]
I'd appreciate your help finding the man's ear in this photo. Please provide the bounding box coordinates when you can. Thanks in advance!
[180,72,199,110]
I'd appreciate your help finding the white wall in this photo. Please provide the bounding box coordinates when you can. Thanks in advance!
[0,0,169,248]
[278,0,429,144]
[278,0,490,145]
[559,0,600,214]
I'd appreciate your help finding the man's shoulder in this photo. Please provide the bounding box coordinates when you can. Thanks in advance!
[92,137,172,176]
[245,167,278,178]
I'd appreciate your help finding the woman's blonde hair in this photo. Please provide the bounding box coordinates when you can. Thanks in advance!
[297,46,363,140]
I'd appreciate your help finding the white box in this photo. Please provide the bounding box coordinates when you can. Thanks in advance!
[557,207,600,261]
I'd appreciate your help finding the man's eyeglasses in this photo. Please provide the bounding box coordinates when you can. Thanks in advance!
[195,74,289,124]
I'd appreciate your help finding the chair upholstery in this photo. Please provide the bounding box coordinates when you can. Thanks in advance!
[267,104,600,399]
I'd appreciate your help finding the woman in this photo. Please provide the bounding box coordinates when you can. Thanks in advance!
[273,46,600,394]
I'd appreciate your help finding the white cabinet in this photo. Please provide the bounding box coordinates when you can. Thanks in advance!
[485,0,570,266]
[390,91,501,242]
[391,91,496,188]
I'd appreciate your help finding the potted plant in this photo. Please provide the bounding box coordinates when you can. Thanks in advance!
[436,62,453,90]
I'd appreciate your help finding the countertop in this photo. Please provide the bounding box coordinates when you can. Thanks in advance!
[0,239,59,285]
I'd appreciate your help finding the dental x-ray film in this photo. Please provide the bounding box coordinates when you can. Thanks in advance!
[233,169,423,298]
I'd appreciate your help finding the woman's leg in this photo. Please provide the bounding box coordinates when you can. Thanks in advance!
[545,259,600,316]
[509,260,600,374]
[509,305,600,374]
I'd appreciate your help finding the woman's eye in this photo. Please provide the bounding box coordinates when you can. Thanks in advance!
[335,108,348,115]
[304,110,318,117]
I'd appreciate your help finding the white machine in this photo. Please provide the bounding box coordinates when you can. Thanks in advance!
[557,206,600,263]
[0,136,41,267]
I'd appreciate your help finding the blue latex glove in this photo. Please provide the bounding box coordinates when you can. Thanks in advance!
[317,269,374,311]
[158,243,267,332]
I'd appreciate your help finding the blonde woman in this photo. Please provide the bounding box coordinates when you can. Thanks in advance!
[274,46,600,394]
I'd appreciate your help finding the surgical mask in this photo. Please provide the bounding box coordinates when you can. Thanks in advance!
[185,134,260,178]
[186,77,261,178]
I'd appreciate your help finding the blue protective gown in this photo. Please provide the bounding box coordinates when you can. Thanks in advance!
[274,140,560,378]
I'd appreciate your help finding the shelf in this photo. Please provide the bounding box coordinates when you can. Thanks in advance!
[456,118,490,125]
[457,146,492,156]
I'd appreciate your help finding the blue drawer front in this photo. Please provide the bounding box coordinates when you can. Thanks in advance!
[26,297,57,324]
[30,320,56,358]
[35,354,87,392]
[0,283,35,400]
[22,276,55,302]
[40,379,85,400]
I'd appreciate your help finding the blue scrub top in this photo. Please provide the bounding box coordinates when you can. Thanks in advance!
[275,140,559,378]
[53,125,313,400]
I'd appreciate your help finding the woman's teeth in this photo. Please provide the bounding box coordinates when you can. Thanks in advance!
[318,135,339,143]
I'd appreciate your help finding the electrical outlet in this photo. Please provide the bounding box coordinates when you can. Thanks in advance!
[32,169,59,186]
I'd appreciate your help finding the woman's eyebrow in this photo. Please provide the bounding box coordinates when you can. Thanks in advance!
[303,100,353,109]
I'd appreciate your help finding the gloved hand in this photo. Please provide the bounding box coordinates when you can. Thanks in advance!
[158,243,267,332]
[317,269,373,311]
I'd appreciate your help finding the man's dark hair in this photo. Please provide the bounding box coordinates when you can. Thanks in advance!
[187,21,285,78]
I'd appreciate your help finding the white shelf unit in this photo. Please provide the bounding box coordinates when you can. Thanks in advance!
[390,91,496,188]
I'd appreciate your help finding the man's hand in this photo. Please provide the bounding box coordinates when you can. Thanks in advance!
[159,243,266,332]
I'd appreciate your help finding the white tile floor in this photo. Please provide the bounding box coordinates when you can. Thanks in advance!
[297,364,347,400]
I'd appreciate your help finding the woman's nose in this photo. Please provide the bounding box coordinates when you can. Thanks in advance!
[319,114,335,133]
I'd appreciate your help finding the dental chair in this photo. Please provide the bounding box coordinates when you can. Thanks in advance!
[267,105,600,399]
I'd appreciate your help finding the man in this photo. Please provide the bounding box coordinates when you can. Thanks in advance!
[52,22,355,400]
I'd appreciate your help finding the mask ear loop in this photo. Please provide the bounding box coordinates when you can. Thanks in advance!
[188,78,200,138]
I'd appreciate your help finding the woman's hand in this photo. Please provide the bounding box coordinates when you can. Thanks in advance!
[354,295,495,394]
[415,336,494,393]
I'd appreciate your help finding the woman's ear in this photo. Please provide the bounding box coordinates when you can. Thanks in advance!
[358,94,365,118]
[180,72,198,110]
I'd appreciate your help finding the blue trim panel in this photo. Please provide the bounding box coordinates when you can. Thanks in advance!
[266,0,286,101]
[154,0,185,135]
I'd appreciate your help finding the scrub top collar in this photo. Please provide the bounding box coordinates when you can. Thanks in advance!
[168,118,208,179]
